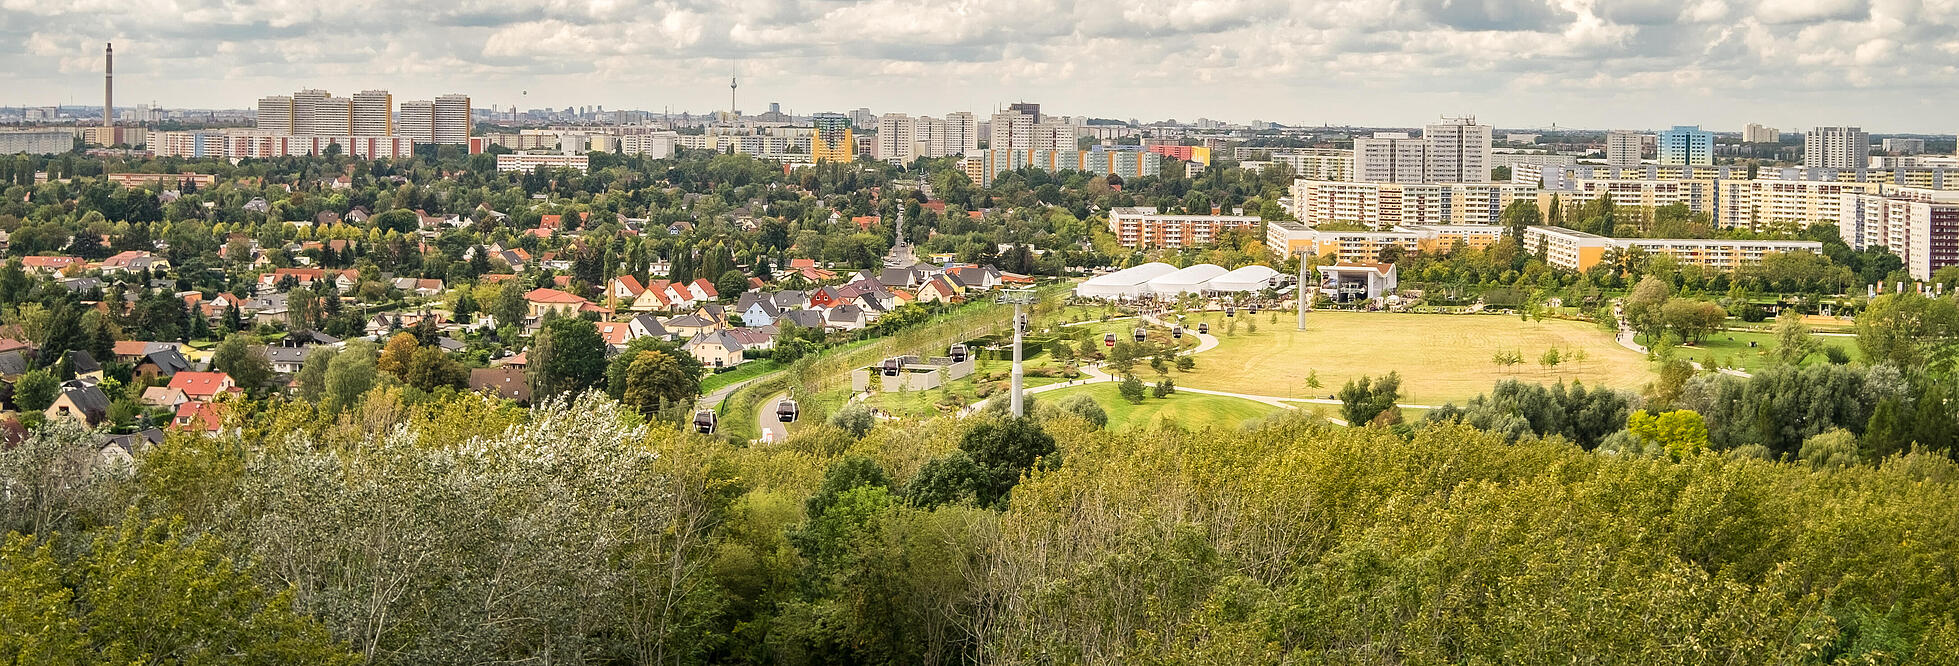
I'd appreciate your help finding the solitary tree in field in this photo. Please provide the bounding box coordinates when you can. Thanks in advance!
[1540,348,1562,372]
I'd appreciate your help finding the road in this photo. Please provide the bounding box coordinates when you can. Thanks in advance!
[756,390,790,443]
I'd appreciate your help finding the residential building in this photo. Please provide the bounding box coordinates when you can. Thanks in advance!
[433,94,471,145]
[1520,163,1742,189]
[1107,207,1261,249]
[1424,116,1493,182]
[1605,131,1644,167]
[290,88,328,135]
[988,110,1035,151]
[1838,187,1959,280]
[1656,125,1713,166]
[875,113,915,164]
[1883,138,1927,155]
[1563,178,1717,216]
[1267,220,1507,261]
[811,112,854,163]
[1270,149,1354,181]
[352,90,393,136]
[398,100,434,143]
[1353,132,1430,183]
[943,111,980,156]
[154,131,414,159]
[495,152,589,172]
[1286,180,1537,228]
[965,148,1161,186]
[1524,226,1821,272]
[0,129,74,155]
[1743,124,1780,143]
[255,95,294,134]
[1805,126,1870,168]
[311,96,353,135]
[1712,179,1883,230]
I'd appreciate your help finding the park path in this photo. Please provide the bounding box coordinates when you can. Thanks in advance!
[756,390,790,443]
[1616,324,1752,378]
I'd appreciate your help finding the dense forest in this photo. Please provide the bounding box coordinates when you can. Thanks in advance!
[4,388,1957,663]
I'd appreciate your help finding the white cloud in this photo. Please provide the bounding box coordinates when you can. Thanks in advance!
[2,0,1957,130]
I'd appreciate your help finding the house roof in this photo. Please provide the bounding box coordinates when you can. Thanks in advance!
[169,371,233,396]
[141,348,192,375]
[0,350,29,376]
[55,382,111,423]
[524,287,588,304]
[611,275,645,296]
[173,401,223,432]
[64,350,101,374]
[685,330,744,352]
[469,367,533,403]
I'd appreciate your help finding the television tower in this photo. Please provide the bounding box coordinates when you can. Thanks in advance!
[103,42,113,128]
[729,67,738,119]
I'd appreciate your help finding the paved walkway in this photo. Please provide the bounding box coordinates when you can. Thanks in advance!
[757,390,790,443]
[1617,324,1752,378]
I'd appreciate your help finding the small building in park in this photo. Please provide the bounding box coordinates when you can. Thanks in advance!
[1317,262,1398,303]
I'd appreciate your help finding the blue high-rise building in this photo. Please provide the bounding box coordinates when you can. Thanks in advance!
[1656,125,1714,166]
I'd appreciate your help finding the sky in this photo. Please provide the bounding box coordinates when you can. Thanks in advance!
[5,0,1959,133]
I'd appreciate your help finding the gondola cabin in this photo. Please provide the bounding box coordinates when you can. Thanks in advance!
[775,399,799,424]
[881,357,903,377]
[1197,322,1210,334]
[693,409,717,434]
[949,343,969,363]
[1104,333,1116,347]
[1132,327,1146,343]
[1172,326,1183,339]
[1225,307,1236,317]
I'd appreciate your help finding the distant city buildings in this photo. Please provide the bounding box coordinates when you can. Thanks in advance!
[1524,226,1822,272]
[1352,117,1493,183]
[1107,206,1261,249]
[1839,187,1959,279]
[811,112,855,163]
[1605,130,1644,167]
[1743,123,1780,143]
[1805,126,1870,168]
[1883,138,1927,155]
[495,152,590,172]
[1656,126,1713,166]
[0,129,76,155]
[962,147,1161,186]
[1286,180,1536,228]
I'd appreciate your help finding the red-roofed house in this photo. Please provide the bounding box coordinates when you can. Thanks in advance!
[524,287,590,318]
[172,401,224,434]
[688,279,718,302]
[22,256,84,274]
[595,321,635,349]
[168,372,238,401]
[607,275,645,302]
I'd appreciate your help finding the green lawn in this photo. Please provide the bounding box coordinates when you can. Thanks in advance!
[1671,331,1862,373]
[859,359,1077,419]
[1040,383,1282,431]
[1173,311,1654,406]
[701,360,782,393]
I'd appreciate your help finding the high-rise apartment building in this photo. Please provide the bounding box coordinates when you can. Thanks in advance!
[433,94,471,145]
[1353,133,1431,183]
[811,112,855,163]
[1656,125,1713,166]
[290,89,328,135]
[943,112,980,156]
[1838,187,1959,279]
[1883,138,1927,155]
[397,101,434,143]
[1605,130,1644,167]
[1805,126,1870,168]
[989,110,1035,151]
[1007,102,1040,123]
[1743,124,1780,143]
[256,95,294,134]
[352,90,393,136]
[1423,117,1493,182]
[875,113,916,164]
[312,96,354,136]
[848,108,874,129]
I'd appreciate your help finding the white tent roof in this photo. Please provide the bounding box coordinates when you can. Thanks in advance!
[1208,265,1281,292]
[1075,262,1178,298]
[1147,264,1228,295]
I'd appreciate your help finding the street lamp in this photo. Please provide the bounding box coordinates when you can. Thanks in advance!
[999,288,1038,418]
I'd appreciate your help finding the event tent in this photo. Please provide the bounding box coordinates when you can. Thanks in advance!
[1207,265,1281,292]
[1146,264,1228,295]
[1074,262,1178,299]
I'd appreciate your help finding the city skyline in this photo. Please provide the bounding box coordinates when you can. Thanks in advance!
[6,0,1959,132]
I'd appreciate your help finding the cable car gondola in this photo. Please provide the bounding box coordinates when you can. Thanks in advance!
[693,409,717,434]
[775,399,799,424]
[949,343,969,363]
[1198,322,1210,334]
[1249,304,1259,314]
[881,357,903,377]
[1104,333,1117,347]
[1225,307,1236,317]
[1172,326,1184,339]
[1132,327,1146,343]
[1017,314,1030,334]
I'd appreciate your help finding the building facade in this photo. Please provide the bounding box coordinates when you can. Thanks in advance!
[811,112,854,163]
[1743,124,1780,143]
[1838,187,1959,280]
[1107,206,1261,249]
[1656,125,1713,166]
[1605,130,1644,167]
[1805,126,1870,168]
[0,130,74,155]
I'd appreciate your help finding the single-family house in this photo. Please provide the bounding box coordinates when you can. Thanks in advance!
[683,331,746,369]
[627,314,671,341]
[45,381,111,428]
[168,371,238,401]
[172,401,224,435]
[468,367,533,405]
[524,287,590,319]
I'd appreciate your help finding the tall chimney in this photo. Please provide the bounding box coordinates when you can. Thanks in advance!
[103,42,113,128]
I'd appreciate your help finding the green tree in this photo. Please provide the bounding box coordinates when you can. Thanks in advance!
[401,346,468,391]
[13,369,58,413]
[209,334,273,396]
[1626,409,1710,460]
[831,403,876,437]
[1338,372,1401,426]
[293,346,339,402]
[617,349,698,417]
[529,317,606,398]
[1856,292,1959,372]
[321,340,378,413]
[956,417,1057,508]
[1118,375,1146,404]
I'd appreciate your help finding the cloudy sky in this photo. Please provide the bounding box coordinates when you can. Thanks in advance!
[6,0,1959,133]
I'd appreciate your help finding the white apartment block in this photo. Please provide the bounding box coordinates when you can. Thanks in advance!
[1267,219,1508,261]
[1287,180,1535,228]
[942,112,980,156]
[1424,117,1493,183]
[397,101,434,143]
[352,90,393,136]
[1271,149,1354,181]
[1743,124,1779,143]
[290,89,328,135]
[433,94,471,145]
[256,96,294,134]
[1522,226,1821,272]
[619,133,676,158]
[1805,126,1870,169]
[496,152,590,172]
[1354,133,1430,183]
[1521,164,1744,189]
[1605,131,1644,167]
[1882,138,1927,155]
[1108,206,1261,248]
[1713,179,1884,230]
[1839,188,1959,280]
[988,111,1034,151]
[0,130,74,155]
[156,131,414,159]
[1564,179,1716,215]
[1490,153,1578,171]
[312,96,353,136]
[876,113,916,164]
